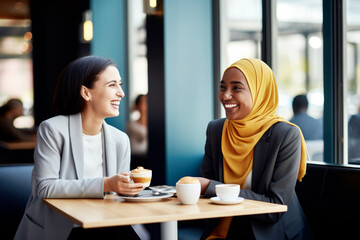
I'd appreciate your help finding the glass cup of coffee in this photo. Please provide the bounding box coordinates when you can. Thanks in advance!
[130,166,152,187]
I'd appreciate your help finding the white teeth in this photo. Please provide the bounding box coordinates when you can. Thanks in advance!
[225,104,237,108]
[111,101,120,106]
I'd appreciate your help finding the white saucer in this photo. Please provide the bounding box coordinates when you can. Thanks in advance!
[210,197,244,205]
[119,190,173,202]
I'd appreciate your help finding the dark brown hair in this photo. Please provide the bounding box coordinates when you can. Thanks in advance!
[53,55,115,115]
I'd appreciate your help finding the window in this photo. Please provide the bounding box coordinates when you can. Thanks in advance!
[276,0,323,162]
[128,0,148,120]
[0,17,33,129]
[346,0,360,165]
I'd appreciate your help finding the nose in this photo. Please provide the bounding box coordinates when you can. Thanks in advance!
[222,90,232,100]
[117,86,125,98]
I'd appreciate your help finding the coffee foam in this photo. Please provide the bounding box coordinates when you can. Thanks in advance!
[131,166,151,173]
[131,166,151,176]
[177,176,199,184]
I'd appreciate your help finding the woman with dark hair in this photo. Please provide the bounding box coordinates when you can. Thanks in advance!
[15,56,143,240]
[198,58,313,239]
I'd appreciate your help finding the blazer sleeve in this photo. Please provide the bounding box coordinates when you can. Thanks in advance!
[200,119,225,197]
[200,121,217,180]
[34,120,104,199]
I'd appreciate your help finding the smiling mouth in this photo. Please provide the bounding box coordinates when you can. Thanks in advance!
[224,103,238,111]
[111,100,120,108]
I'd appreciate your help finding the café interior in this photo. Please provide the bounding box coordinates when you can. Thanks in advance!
[0,0,360,239]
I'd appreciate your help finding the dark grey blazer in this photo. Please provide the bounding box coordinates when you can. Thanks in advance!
[200,118,313,240]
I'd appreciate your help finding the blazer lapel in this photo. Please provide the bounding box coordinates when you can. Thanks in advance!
[102,122,116,177]
[252,127,271,190]
[217,119,226,182]
[218,151,224,182]
[69,113,84,179]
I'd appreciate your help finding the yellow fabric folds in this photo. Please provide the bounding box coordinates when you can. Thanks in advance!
[207,58,308,239]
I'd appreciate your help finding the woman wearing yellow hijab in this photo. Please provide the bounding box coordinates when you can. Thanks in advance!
[198,59,313,239]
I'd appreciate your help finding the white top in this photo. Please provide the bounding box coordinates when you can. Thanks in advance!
[244,170,252,190]
[83,131,103,178]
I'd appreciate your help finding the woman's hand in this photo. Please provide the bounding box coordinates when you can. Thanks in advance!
[104,173,144,195]
[197,177,210,195]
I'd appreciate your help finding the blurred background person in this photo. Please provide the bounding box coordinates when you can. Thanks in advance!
[126,94,148,169]
[348,103,360,163]
[290,94,322,140]
[0,98,35,142]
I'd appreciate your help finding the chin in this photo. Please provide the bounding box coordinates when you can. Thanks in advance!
[225,114,236,120]
[105,111,119,118]
[226,114,243,120]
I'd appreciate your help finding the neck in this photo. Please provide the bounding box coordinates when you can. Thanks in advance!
[81,111,103,135]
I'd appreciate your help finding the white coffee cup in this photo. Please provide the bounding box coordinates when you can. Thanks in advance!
[215,184,240,201]
[176,182,201,205]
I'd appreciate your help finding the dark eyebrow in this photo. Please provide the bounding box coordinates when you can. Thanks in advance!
[106,80,121,85]
[230,81,245,85]
[220,80,245,86]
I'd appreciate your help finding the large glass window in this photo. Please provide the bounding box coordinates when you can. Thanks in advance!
[346,0,360,165]
[276,0,323,162]
[128,0,148,119]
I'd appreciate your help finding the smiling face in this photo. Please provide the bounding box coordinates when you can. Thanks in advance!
[219,67,253,120]
[82,65,124,120]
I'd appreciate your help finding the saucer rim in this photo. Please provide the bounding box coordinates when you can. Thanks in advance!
[210,196,244,204]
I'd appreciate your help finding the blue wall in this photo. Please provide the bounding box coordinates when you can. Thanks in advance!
[164,0,214,184]
[90,0,128,131]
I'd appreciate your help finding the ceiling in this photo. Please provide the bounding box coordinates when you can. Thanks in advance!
[0,0,30,20]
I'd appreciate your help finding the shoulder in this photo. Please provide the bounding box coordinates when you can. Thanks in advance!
[207,118,226,129]
[265,121,300,141]
[349,113,360,122]
[206,118,226,137]
[38,115,69,131]
[103,122,129,141]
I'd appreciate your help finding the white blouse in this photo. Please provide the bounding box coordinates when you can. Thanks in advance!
[82,131,103,178]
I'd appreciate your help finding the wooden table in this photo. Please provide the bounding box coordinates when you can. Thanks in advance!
[44,194,287,239]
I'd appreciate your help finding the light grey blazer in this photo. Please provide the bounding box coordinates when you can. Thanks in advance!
[15,113,131,240]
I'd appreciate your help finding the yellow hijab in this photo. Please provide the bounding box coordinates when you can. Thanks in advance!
[222,58,307,186]
[206,58,308,240]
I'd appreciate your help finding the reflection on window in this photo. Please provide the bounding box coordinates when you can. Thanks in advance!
[128,0,148,111]
[220,0,262,68]
[346,0,360,165]
[276,0,323,162]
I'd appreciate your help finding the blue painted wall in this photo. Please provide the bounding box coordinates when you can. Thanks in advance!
[164,0,214,184]
[90,0,128,131]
